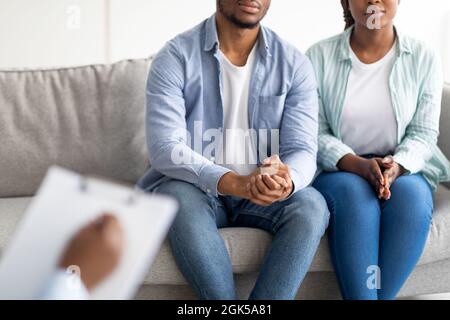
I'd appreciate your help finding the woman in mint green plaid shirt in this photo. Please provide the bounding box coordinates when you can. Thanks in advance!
[307,0,450,300]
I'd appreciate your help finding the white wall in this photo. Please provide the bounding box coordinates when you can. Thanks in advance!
[109,0,214,62]
[0,0,449,81]
[0,0,107,69]
[109,0,450,82]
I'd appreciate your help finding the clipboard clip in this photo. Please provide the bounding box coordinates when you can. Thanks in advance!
[126,187,147,206]
[79,176,89,193]
[78,175,144,206]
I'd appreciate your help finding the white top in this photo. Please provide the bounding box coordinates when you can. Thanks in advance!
[40,269,89,300]
[340,41,398,156]
[216,43,258,175]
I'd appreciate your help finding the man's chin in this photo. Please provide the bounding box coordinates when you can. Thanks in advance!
[229,16,261,29]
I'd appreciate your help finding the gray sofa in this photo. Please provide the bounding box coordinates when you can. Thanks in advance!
[1,58,449,300]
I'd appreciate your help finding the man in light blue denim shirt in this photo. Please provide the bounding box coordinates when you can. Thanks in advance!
[137,0,329,300]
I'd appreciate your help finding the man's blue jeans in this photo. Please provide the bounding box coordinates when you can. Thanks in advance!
[155,179,330,300]
[313,172,433,300]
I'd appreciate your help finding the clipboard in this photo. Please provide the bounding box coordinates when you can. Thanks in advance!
[0,166,178,299]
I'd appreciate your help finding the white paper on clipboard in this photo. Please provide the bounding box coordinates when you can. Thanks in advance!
[0,166,178,300]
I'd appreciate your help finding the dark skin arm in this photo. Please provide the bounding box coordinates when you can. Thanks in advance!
[378,156,407,200]
[218,155,293,207]
[338,154,406,200]
[338,154,384,190]
[59,214,124,291]
[247,155,293,206]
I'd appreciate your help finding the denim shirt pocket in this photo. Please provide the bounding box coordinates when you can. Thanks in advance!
[256,93,287,129]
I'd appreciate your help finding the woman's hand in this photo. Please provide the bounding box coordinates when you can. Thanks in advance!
[338,154,406,201]
[377,156,406,200]
[337,154,385,191]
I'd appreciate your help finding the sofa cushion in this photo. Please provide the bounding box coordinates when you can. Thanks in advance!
[2,186,449,286]
[0,59,151,198]
[146,185,450,285]
[0,197,31,249]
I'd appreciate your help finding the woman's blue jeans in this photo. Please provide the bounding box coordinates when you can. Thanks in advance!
[313,171,433,300]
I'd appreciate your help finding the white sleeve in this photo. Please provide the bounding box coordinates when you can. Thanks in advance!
[39,269,90,300]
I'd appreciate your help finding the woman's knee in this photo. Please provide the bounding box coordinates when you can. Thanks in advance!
[314,172,379,222]
[315,172,375,201]
[389,175,433,206]
[384,174,433,224]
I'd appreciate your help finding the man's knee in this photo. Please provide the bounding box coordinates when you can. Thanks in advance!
[156,179,216,226]
[155,179,210,208]
[283,187,330,234]
[156,179,201,198]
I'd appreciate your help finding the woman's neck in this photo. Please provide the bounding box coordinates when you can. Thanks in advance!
[350,23,396,64]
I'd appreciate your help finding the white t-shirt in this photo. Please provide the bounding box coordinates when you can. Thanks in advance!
[340,42,398,156]
[216,43,258,175]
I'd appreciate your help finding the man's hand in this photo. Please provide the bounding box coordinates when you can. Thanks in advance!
[218,155,293,207]
[59,214,125,291]
[246,155,293,206]
[218,156,294,207]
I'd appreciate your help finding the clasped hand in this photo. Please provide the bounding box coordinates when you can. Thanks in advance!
[218,155,294,207]
[360,155,406,200]
[245,155,294,206]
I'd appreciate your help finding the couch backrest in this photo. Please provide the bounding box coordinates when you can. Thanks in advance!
[440,83,450,160]
[440,83,450,189]
[0,61,449,198]
[0,59,151,197]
